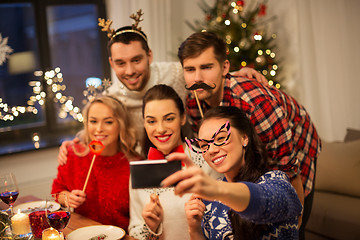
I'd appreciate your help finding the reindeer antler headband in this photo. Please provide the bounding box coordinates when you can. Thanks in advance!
[98,9,147,41]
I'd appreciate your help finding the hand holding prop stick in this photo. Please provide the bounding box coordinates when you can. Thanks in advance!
[82,140,105,192]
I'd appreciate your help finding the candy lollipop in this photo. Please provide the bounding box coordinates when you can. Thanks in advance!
[82,140,105,192]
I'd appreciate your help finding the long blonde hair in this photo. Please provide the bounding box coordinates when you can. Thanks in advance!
[78,95,138,159]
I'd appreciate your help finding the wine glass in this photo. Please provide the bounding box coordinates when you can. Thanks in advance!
[45,193,71,237]
[0,173,19,216]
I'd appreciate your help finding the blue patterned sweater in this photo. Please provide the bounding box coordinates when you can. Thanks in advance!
[201,170,302,240]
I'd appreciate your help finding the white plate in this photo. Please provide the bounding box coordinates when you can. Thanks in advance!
[67,225,126,240]
[13,200,60,214]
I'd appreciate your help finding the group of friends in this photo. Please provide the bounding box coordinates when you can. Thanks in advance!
[51,11,321,240]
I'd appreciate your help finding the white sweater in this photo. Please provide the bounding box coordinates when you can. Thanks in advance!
[128,145,223,240]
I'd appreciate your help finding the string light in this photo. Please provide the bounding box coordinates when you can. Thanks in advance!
[1,67,111,122]
[254,34,262,41]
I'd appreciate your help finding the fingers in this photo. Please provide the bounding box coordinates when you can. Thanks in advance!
[58,140,71,165]
[68,190,86,208]
[185,196,206,228]
[142,195,164,230]
[161,166,195,188]
[186,196,206,212]
[142,211,162,222]
[162,167,209,197]
[186,201,205,217]
[150,193,161,205]
[166,152,195,167]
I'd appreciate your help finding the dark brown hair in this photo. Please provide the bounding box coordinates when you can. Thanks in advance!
[141,84,185,157]
[107,26,150,57]
[178,31,227,65]
[200,106,269,239]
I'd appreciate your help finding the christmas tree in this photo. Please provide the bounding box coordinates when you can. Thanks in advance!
[187,0,282,89]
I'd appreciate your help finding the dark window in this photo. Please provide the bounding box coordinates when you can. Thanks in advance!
[0,0,108,155]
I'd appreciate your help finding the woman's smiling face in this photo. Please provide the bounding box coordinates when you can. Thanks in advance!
[144,99,186,155]
[198,117,248,181]
[87,102,120,156]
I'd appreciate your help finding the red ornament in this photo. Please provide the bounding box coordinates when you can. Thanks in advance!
[237,1,244,6]
[206,14,212,21]
[258,4,267,16]
[222,13,227,19]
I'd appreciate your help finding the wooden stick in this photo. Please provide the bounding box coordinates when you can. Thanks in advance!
[82,155,96,192]
[193,91,204,118]
[185,137,192,159]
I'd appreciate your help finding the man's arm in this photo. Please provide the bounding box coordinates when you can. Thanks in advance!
[250,100,304,225]
[231,67,268,85]
[57,138,80,165]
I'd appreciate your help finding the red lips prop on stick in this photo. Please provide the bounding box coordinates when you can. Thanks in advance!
[82,140,105,192]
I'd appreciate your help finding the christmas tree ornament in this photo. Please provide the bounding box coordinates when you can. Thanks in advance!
[0,34,13,66]
[239,38,251,50]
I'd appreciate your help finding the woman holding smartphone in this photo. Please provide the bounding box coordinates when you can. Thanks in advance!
[128,84,221,240]
[162,106,303,239]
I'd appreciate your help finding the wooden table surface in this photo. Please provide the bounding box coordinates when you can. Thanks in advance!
[0,195,136,240]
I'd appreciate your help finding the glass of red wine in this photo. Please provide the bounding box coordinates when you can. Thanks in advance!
[45,193,71,237]
[0,173,19,216]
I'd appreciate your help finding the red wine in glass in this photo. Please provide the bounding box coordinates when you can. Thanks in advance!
[0,191,19,205]
[45,192,71,236]
[0,173,19,215]
[47,211,70,231]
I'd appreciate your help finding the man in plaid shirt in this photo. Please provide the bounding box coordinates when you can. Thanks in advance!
[178,31,321,239]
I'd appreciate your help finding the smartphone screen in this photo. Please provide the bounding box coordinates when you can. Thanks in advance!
[130,159,182,188]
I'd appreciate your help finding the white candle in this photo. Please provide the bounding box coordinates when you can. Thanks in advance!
[11,211,31,235]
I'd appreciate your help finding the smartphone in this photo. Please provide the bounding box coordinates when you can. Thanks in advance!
[130,159,182,188]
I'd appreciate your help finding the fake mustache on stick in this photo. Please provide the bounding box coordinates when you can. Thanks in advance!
[185,82,216,90]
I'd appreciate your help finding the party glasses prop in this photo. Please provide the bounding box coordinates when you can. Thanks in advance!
[45,193,70,235]
[186,120,231,154]
[29,210,50,238]
[0,173,19,216]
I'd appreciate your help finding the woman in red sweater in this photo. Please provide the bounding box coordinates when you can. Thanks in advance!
[51,95,139,230]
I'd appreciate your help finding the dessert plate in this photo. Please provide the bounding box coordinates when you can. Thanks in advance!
[13,200,60,214]
[67,225,126,240]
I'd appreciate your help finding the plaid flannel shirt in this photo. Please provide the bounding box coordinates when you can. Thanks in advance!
[186,75,321,196]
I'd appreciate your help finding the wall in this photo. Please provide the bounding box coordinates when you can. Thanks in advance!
[0,147,58,199]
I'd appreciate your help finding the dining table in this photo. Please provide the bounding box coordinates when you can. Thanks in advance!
[0,195,136,240]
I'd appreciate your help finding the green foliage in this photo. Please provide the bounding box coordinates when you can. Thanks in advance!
[0,211,10,237]
[187,0,282,88]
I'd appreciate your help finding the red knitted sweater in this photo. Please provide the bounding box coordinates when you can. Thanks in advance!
[52,146,130,230]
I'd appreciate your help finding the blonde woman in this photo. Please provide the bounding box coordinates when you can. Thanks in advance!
[52,95,139,230]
